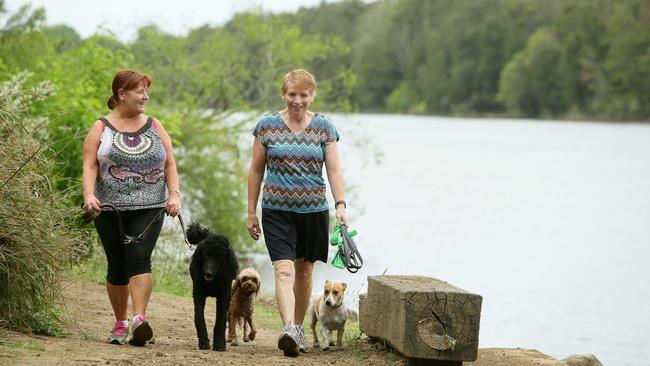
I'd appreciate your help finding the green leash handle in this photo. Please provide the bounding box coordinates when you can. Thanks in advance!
[330,223,363,273]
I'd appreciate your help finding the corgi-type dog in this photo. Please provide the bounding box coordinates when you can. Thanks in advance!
[309,280,347,351]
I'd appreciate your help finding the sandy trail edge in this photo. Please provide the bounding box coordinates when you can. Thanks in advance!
[1,280,568,366]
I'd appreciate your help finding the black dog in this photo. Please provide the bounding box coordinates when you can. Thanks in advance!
[187,222,238,351]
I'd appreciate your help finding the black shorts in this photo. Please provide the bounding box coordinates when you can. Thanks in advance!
[262,208,329,263]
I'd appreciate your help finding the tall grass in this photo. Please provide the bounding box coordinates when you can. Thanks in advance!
[0,73,85,335]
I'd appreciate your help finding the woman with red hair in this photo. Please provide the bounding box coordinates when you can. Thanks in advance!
[82,69,181,346]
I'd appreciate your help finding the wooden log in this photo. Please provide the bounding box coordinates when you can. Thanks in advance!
[359,275,482,363]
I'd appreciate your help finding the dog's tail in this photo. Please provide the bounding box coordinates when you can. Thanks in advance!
[186,221,210,245]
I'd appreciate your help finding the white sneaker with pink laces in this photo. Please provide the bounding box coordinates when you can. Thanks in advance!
[128,314,153,346]
[107,321,129,345]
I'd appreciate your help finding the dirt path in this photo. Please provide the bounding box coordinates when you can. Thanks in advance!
[1,280,569,366]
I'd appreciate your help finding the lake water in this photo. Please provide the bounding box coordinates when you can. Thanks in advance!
[250,113,649,366]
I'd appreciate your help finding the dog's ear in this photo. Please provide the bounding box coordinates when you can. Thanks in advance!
[325,280,332,288]
[231,278,239,292]
[341,282,347,291]
[186,221,210,245]
[255,278,261,296]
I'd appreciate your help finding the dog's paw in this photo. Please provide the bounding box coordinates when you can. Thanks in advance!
[212,342,226,352]
[321,345,330,351]
[198,342,210,350]
[243,336,249,342]
[329,340,336,347]
[231,340,239,346]
[248,331,256,341]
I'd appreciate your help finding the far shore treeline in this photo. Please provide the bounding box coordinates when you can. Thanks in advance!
[2,0,650,121]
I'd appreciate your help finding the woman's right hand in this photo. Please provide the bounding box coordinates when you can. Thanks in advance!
[83,193,101,212]
[247,214,261,240]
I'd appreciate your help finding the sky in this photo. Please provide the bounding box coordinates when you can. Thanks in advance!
[4,0,349,42]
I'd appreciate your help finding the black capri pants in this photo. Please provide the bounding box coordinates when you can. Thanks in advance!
[94,208,164,286]
[262,208,329,263]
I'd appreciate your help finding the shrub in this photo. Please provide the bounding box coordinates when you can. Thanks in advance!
[0,73,84,335]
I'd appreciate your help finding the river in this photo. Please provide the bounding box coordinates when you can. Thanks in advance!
[250,113,650,366]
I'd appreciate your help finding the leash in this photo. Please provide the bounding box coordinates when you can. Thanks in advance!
[340,224,363,273]
[330,223,363,273]
[83,203,191,249]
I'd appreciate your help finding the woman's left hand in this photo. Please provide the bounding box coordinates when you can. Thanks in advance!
[166,195,181,217]
[336,206,350,227]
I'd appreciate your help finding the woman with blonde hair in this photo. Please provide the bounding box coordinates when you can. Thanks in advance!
[247,69,349,357]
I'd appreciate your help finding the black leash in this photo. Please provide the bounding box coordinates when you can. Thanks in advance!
[83,203,191,249]
[340,225,363,273]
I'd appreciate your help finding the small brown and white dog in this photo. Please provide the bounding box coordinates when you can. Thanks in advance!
[227,267,261,346]
[310,280,347,351]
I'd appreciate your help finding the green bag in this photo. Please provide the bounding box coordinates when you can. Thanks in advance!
[330,223,361,272]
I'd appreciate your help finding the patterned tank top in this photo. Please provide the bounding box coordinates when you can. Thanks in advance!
[253,112,339,213]
[95,117,168,210]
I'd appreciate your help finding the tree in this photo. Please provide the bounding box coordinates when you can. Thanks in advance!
[43,24,82,53]
[499,27,568,117]
[36,36,133,202]
[0,2,49,72]
[601,1,650,118]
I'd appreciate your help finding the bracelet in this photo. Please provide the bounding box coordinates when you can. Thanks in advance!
[169,189,181,196]
[335,200,346,209]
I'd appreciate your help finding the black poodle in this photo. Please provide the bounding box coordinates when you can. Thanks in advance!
[187,222,239,351]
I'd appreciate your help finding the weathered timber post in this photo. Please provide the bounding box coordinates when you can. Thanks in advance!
[359,275,482,366]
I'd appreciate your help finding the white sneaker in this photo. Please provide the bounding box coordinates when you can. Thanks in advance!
[277,321,299,357]
[295,324,308,353]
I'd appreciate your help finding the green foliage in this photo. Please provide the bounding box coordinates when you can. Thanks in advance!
[130,13,355,113]
[3,0,650,120]
[36,36,133,205]
[499,27,568,117]
[352,0,556,114]
[286,0,367,111]
[0,3,50,72]
[498,0,650,119]
[42,25,82,53]
[601,1,650,118]
[385,81,426,114]
[343,0,649,120]
[154,108,254,252]
[352,0,404,110]
[0,73,85,335]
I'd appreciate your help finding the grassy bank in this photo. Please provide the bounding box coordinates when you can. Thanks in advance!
[0,75,86,336]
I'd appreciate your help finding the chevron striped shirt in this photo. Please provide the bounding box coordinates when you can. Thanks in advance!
[253,112,339,213]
